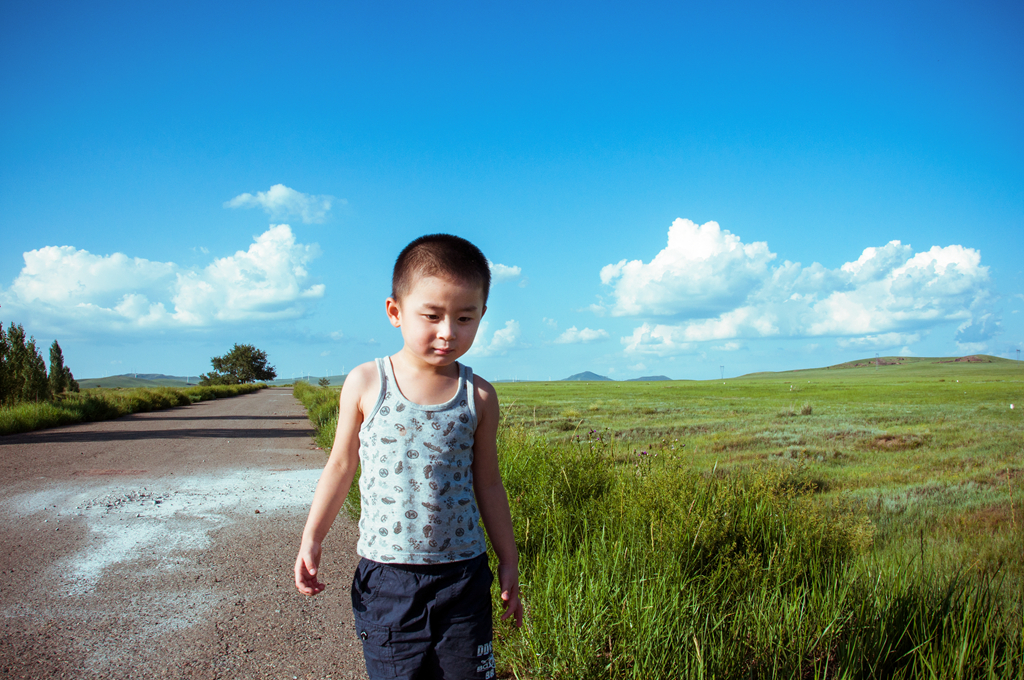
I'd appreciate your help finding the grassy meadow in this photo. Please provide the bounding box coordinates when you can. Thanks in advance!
[294,356,1023,679]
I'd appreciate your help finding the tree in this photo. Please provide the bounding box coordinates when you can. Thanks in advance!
[0,323,77,404]
[0,324,9,405]
[200,344,276,385]
[318,377,331,387]
[1,324,50,404]
[49,340,68,395]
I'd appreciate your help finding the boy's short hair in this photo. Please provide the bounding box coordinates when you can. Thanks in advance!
[392,234,491,305]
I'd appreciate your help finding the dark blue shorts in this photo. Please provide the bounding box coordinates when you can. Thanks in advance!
[351,553,495,680]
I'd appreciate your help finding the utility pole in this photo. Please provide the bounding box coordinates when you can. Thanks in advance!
[720,365,724,380]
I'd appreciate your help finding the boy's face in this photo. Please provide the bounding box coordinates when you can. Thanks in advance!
[386,274,486,368]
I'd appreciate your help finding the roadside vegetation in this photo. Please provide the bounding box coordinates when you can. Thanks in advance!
[294,357,1022,678]
[0,334,276,436]
[0,383,267,436]
[1,321,79,406]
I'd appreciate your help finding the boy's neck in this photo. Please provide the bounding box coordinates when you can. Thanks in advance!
[389,350,462,405]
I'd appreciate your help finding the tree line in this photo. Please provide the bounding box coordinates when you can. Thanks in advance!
[0,322,79,406]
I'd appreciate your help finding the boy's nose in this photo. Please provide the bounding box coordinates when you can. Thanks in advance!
[437,320,456,339]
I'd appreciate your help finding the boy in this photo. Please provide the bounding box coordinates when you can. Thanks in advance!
[295,234,522,680]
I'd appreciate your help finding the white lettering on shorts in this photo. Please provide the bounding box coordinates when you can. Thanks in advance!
[476,640,495,678]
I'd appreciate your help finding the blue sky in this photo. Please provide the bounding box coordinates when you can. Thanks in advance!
[1,0,1022,381]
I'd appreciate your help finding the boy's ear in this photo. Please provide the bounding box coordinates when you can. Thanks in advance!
[385,297,402,328]
[480,304,487,319]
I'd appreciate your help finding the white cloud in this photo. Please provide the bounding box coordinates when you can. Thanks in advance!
[601,219,776,317]
[554,326,609,344]
[628,362,647,372]
[954,313,999,353]
[468,320,525,357]
[836,333,922,350]
[1,225,324,333]
[225,184,338,224]
[621,323,694,357]
[489,262,522,283]
[543,317,558,330]
[711,341,742,351]
[608,219,994,356]
[172,225,324,325]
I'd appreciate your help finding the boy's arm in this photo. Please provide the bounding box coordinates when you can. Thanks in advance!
[471,376,523,627]
[294,363,372,596]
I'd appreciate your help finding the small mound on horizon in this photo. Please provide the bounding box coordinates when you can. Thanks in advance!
[562,371,613,382]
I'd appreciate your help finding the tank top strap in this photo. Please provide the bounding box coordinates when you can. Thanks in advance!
[462,363,477,427]
[362,357,389,425]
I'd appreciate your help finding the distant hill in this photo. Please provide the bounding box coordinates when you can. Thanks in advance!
[626,375,672,382]
[79,374,194,388]
[739,354,1020,381]
[562,371,613,381]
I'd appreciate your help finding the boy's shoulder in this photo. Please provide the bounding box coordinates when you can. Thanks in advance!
[467,368,498,416]
[344,360,379,387]
[340,360,381,412]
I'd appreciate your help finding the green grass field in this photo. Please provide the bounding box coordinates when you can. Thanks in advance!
[295,357,1023,678]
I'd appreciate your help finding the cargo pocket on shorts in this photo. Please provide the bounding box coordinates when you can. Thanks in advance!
[355,622,397,679]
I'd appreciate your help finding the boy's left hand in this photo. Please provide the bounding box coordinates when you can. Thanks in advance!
[498,562,523,628]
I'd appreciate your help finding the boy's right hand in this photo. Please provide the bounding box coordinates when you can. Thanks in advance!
[294,542,325,596]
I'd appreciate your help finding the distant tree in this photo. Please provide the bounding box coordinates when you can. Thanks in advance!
[1,324,50,404]
[49,340,68,395]
[1,323,80,404]
[318,377,331,387]
[200,344,276,385]
[0,323,9,405]
[65,366,80,393]
[23,336,51,403]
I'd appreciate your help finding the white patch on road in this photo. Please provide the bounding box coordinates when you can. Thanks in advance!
[4,467,322,595]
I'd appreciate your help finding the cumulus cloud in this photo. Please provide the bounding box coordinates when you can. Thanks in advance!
[489,262,522,283]
[172,225,324,325]
[607,219,994,356]
[469,320,525,357]
[602,219,776,317]
[554,326,609,344]
[225,184,338,224]
[0,225,324,333]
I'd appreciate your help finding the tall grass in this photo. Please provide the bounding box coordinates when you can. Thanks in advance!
[496,422,1021,679]
[0,383,266,435]
[293,380,340,451]
[292,380,364,518]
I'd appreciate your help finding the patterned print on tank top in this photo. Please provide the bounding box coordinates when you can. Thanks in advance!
[356,358,486,564]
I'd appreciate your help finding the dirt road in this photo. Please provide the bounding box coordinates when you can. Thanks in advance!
[0,388,367,679]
